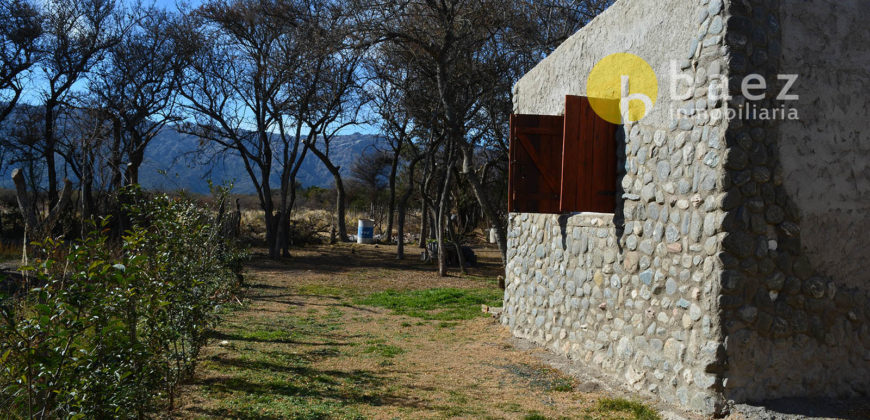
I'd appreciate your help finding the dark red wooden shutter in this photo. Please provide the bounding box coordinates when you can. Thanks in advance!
[508,113,564,213]
[560,95,617,213]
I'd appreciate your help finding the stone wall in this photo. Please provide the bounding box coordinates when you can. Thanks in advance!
[506,0,731,414]
[776,0,870,289]
[716,0,870,402]
[504,0,870,415]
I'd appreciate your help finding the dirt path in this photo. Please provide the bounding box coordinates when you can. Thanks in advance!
[176,243,654,419]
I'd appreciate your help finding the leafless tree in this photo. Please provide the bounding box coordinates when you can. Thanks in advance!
[395,148,423,259]
[31,0,122,205]
[366,56,414,245]
[89,5,187,189]
[350,147,391,219]
[178,0,302,258]
[179,0,364,257]
[300,1,369,243]
[55,98,113,222]
[359,0,611,265]
[0,0,42,124]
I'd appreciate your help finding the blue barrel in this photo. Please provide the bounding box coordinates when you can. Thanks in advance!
[357,219,374,244]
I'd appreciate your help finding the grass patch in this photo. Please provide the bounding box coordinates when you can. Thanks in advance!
[501,363,576,393]
[597,398,660,420]
[362,343,404,358]
[447,390,469,405]
[548,377,574,392]
[355,287,503,320]
[190,307,378,418]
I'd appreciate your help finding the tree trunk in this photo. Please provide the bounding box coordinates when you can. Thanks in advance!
[127,130,147,186]
[109,118,124,190]
[385,147,400,244]
[452,238,467,275]
[128,148,144,186]
[44,104,58,205]
[335,175,348,241]
[308,144,348,241]
[261,173,278,259]
[275,208,290,257]
[459,146,508,264]
[396,158,419,259]
[433,206,447,277]
[435,147,455,277]
[82,164,94,223]
[419,200,427,249]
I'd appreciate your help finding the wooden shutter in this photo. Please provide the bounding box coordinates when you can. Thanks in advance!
[508,113,564,213]
[560,95,617,213]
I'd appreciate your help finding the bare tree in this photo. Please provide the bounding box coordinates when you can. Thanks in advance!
[395,149,422,259]
[299,2,368,243]
[90,5,186,189]
[178,0,301,258]
[366,57,414,245]
[179,0,360,257]
[32,0,121,205]
[55,99,112,222]
[350,147,391,220]
[0,0,42,123]
[358,0,611,265]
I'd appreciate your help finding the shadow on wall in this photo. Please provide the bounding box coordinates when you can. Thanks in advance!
[717,0,870,402]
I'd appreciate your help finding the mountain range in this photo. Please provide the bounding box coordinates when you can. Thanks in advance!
[137,128,382,194]
[0,119,382,194]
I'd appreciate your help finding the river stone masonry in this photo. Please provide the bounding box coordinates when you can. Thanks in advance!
[503,0,870,415]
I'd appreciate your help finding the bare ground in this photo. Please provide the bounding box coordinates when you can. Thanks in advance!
[174,243,655,419]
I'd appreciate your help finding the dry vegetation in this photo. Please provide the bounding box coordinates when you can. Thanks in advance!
[175,244,659,419]
[239,207,426,246]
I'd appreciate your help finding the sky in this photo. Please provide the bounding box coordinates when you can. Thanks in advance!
[150,0,377,135]
[19,0,379,136]
[152,0,203,11]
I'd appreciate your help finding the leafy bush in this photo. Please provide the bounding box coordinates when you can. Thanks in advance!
[0,190,246,418]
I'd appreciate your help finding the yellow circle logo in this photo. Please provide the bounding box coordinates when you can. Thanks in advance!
[586,53,658,124]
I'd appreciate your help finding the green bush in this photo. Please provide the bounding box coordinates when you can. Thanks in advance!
[0,190,246,418]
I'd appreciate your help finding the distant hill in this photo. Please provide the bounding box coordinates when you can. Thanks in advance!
[0,114,383,194]
[138,128,382,194]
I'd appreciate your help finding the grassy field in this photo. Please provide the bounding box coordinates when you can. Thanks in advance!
[176,243,661,419]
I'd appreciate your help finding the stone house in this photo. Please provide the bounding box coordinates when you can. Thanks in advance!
[502,0,869,415]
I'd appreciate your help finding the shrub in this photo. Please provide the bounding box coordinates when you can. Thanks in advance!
[0,190,246,418]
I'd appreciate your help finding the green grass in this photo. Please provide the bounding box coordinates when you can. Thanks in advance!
[355,287,503,320]
[597,398,660,420]
[548,377,574,392]
[190,306,377,419]
[362,343,404,358]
